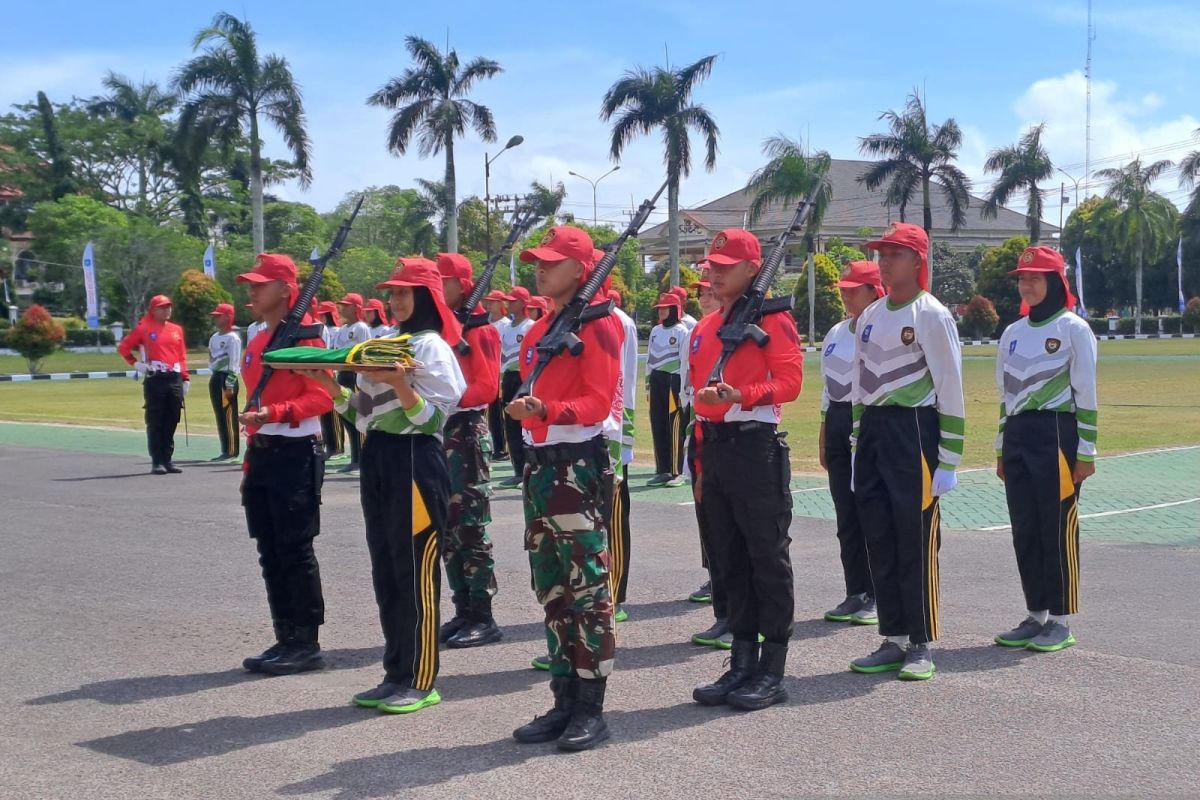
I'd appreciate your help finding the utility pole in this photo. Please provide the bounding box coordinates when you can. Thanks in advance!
[1085,0,1095,189]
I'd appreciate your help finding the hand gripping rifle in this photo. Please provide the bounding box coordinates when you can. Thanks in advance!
[706,197,815,389]
[517,179,668,398]
[243,195,364,413]
[455,202,540,354]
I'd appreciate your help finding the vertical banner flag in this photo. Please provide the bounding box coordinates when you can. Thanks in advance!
[310,246,320,264]
[203,243,216,279]
[1074,247,1087,318]
[1178,237,1186,313]
[82,241,99,329]
[509,250,517,287]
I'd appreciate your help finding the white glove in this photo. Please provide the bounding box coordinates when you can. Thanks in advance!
[850,449,857,493]
[182,380,191,397]
[133,362,150,377]
[931,467,958,497]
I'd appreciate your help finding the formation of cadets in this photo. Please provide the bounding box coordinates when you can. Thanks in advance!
[117,217,1099,751]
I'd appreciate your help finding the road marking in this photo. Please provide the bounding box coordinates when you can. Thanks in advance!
[978,497,1200,530]
[959,444,1200,475]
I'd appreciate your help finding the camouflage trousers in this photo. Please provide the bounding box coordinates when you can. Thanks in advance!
[443,411,496,607]
[523,437,615,679]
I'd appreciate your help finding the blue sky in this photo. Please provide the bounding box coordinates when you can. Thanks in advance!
[7,0,1198,226]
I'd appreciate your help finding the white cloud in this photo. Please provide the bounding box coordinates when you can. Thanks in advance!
[1039,2,1200,56]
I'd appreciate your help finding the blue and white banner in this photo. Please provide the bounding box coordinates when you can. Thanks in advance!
[203,243,216,279]
[82,241,99,329]
[1074,246,1087,318]
[1178,237,1186,314]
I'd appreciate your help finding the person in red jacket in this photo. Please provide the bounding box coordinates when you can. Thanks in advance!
[506,225,622,752]
[436,252,505,649]
[117,294,190,474]
[235,253,335,676]
[688,228,803,712]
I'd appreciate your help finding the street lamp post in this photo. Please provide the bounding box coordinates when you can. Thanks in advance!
[485,135,524,258]
[567,166,620,226]
[1056,168,1082,253]
[1057,167,1081,208]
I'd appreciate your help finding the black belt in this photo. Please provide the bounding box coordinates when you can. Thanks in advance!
[701,420,777,443]
[446,409,485,431]
[250,433,316,449]
[827,401,852,410]
[145,371,182,381]
[525,435,606,467]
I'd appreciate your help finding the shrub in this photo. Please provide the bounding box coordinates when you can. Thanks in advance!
[1160,316,1182,334]
[1087,318,1113,336]
[64,329,116,347]
[1184,297,1200,333]
[173,270,233,347]
[6,304,66,373]
[961,295,1000,339]
[1116,318,1137,336]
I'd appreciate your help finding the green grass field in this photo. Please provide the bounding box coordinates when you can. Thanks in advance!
[1,339,1197,473]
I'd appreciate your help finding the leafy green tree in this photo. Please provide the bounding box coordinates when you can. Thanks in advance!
[859,90,972,235]
[981,123,1054,243]
[96,218,205,323]
[745,135,832,234]
[1061,196,1120,314]
[87,73,177,213]
[6,304,65,372]
[25,195,129,286]
[930,241,976,305]
[333,246,395,297]
[1093,158,1179,332]
[263,200,326,252]
[175,12,312,253]
[36,92,75,200]
[173,269,232,346]
[975,235,1030,329]
[823,238,867,269]
[601,54,720,287]
[297,264,345,303]
[961,294,1000,338]
[1179,127,1200,218]
[794,254,845,340]
[367,36,502,254]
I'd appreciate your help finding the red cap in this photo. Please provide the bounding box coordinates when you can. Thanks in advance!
[148,294,173,310]
[375,257,462,346]
[209,302,235,318]
[690,280,711,290]
[509,286,532,304]
[703,229,762,267]
[1009,245,1076,316]
[437,252,474,294]
[669,285,688,303]
[605,288,623,308]
[365,297,390,325]
[836,260,886,299]
[652,292,682,310]
[484,289,511,303]
[337,292,364,307]
[237,253,298,288]
[526,296,551,314]
[520,226,596,270]
[863,222,930,291]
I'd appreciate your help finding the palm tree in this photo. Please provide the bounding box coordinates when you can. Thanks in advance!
[88,72,176,213]
[1094,157,1178,333]
[601,54,720,287]
[1179,127,1200,217]
[859,90,972,236]
[174,12,311,254]
[981,123,1054,243]
[367,36,502,254]
[35,92,74,200]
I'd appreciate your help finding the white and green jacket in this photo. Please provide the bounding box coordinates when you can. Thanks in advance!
[851,291,966,471]
[819,318,856,419]
[334,330,466,441]
[995,309,1098,461]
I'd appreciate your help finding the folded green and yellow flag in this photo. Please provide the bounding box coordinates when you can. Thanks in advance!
[264,335,417,368]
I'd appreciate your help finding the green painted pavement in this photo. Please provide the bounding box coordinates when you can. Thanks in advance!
[2,422,1196,545]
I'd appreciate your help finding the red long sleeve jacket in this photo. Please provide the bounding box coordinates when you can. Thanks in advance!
[455,315,501,411]
[117,317,189,379]
[240,324,333,436]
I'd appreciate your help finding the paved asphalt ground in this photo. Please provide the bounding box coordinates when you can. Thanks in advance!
[2,440,1199,799]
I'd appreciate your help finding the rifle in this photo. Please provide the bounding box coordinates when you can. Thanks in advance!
[243,195,363,413]
[455,202,540,354]
[706,197,815,388]
[517,179,668,398]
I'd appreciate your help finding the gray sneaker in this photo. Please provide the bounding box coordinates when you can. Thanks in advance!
[824,595,865,622]
[714,630,734,650]
[850,640,906,673]
[898,643,936,681]
[850,597,879,625]
[352,682,401,708]
[1026,620,1076,652]
[995,616,1045,647]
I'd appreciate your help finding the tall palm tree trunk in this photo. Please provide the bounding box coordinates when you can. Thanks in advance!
[249,115,265,254]
[667,167,680,287]
[1029,194,1041,244]
[921,174,934,236]
[444,136,458,253]
[1135,234,1144,335]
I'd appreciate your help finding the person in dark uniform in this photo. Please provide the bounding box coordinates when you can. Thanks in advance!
[498,287,535,488]
[236,254,334,675]
[688,229,803,711]
[117,294,190,475]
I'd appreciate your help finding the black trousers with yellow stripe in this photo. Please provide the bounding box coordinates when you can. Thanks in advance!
[208,370,240,458]
[1001,411,1081,616]
[854,406,942,645]
[609,463,632,605]
[649,370,683,476]
[360,431,450,691]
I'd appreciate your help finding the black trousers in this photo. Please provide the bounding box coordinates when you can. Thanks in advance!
[337,371,362,465]
[143,373,183,466]
[208,371,240,458]
[609,463,633,605]
[699,424,794,643]
[360,432,450,690]
[649,370,683,475]
[687,425,727,619]
[242,435,325,628]
[1002,411,1081,616]
[501,371,526,476]
[854,406,942,644]
[488,397,507,455]
[824,403,873,597]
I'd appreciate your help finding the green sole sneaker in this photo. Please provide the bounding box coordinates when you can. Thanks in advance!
[994,635,1033,647]
[850,615,879,626]
[378,689,441,714]
[898,664,937,681]
[531,656,550,671]
[824,612,853,622]
[353,696,383,709]
[614,608,629,623]
[850,661,903,674]
[691,634,720,646]
[1026,634,1076,653]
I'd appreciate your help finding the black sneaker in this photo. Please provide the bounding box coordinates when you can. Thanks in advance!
[151,464,168,475]
[898,643,936,681]
[688,581,712,604]
[850,640,906,674]
[824,595,865,622]
[646,473,670,486]
[995,616,1045,647]
[447,620,503,649]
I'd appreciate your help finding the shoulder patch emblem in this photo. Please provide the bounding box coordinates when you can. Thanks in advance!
[824,342,836,356]
[1009,340,1018,355]
[691,334,702,353]
[1045,337,1061,354]
[900,326,916,345]
[669,336,677,346]
[861,324,872,343]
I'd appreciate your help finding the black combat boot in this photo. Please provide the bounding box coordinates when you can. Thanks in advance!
[447,596,503,649]
[439,592,470,644]
[693,637,758,705]
[261,624,325,675]
[557,677,610,751]
[727,640,789,710]
[513,675,574,743]
[242,621,291,672]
